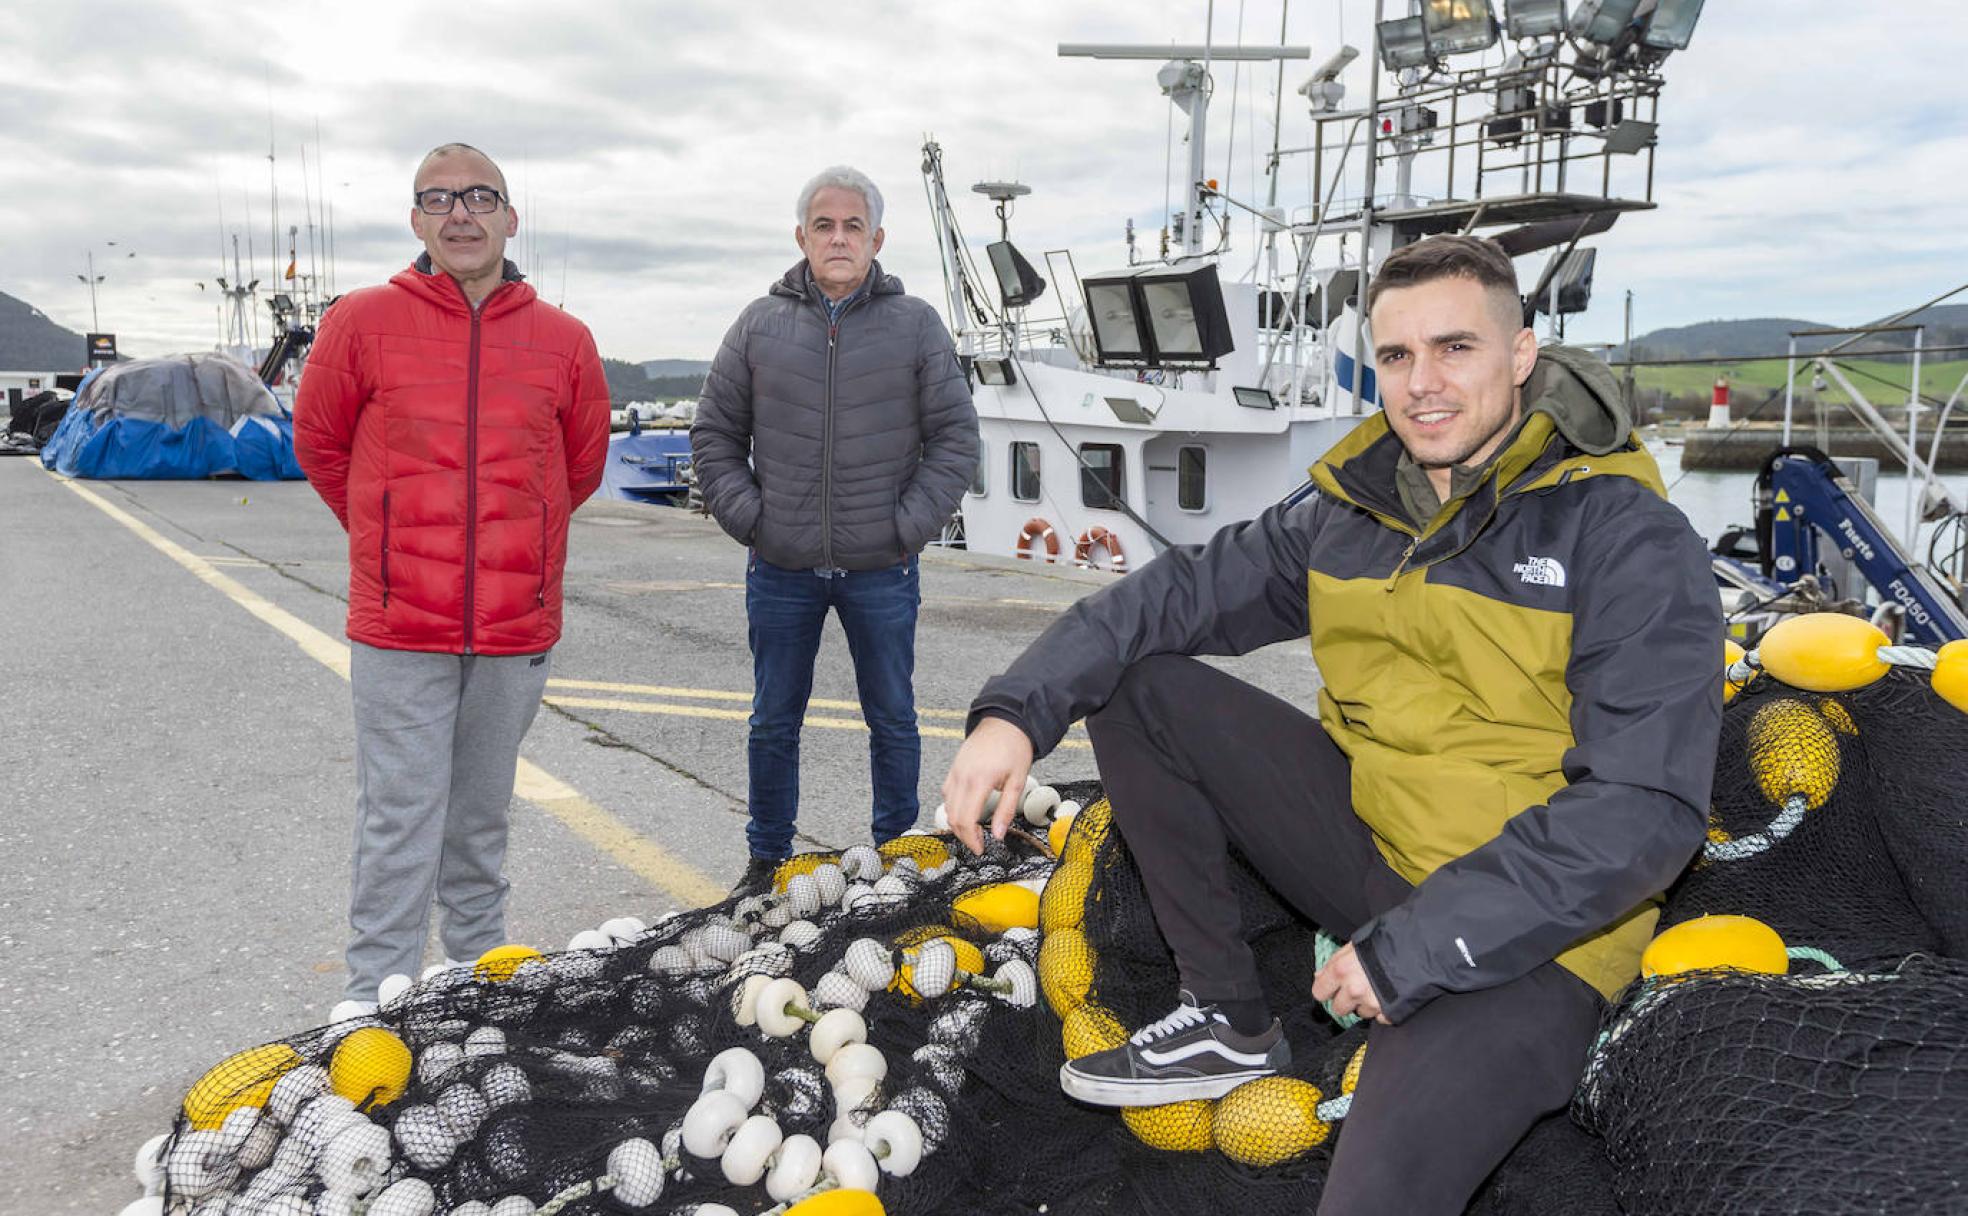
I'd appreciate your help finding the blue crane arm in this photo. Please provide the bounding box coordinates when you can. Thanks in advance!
[1763,448,1968,644]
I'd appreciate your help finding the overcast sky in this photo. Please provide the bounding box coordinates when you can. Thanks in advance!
[4,2,1964,362]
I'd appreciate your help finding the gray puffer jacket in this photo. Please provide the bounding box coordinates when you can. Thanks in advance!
[691,260,979,571]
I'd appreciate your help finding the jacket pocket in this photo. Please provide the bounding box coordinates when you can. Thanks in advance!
[538,499,550,607]
[380,490,392,606]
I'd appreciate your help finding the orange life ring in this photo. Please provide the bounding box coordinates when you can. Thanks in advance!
[1074,526,1127,573]
[1015,517,1060,562]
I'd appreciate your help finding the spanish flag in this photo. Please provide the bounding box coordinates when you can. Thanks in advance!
[284,257,297,280]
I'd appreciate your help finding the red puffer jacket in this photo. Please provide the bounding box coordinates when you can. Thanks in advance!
[295,261,610,655]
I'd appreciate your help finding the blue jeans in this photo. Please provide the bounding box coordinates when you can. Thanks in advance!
[745,552,921,858]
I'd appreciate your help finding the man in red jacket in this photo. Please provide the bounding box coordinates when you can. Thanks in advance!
[295,142,610,1020]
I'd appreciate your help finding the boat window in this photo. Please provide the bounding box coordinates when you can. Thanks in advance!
[1079,443,1124,510]
[1010,441,1041,502]
[970,446,987,496]
[1178,446,1207,511]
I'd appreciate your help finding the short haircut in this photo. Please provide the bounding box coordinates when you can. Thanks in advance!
[1366,234,1520,322]
[415,142,508,196]
[796,166,884,231]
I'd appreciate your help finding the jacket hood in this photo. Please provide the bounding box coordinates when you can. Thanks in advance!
[1309,344,1653,533]
[770,258,904,301]
[391,255,534,316]
[1521,344,1629,457]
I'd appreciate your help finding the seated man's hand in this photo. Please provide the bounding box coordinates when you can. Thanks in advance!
[1311,942,1390,1025]
[941,717,1033,855]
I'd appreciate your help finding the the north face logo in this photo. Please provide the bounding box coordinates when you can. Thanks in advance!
[1513,556,1566,587]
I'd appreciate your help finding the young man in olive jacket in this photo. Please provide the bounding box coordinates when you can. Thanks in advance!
[940,236,1720,1214]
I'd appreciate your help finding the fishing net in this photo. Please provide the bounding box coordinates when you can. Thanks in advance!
[1572,666,1968,1215]
[142,662,1968,1215]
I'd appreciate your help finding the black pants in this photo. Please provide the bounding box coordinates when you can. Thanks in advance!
[1085,656,1602,1215]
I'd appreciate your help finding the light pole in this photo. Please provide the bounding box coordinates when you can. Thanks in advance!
[75,241,126,333]
[77,250,104,332]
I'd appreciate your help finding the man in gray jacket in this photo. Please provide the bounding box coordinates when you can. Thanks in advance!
[693,165,978,890]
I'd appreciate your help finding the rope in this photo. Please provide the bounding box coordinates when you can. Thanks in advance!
[1313,930,1362,1029]
[1786,945,1845,973]
[1878,644,1939,669]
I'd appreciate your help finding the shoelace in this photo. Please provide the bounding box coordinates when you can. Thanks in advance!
[1129,1002,1213,1046]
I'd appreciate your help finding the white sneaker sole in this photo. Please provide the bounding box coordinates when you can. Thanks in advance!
[1058,1061,1275,1106]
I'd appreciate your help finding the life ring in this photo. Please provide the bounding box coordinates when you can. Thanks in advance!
[1074,526,1127,573]
[1015,517,1060,563]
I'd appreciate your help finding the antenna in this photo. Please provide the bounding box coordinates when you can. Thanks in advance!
[1060,42,1310,257]
[970,181,1031,243]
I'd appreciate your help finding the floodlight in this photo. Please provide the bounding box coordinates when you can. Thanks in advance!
[1081,274,1154,364]
[1503,0,1567,38]
[986,240,1047,309]
[1639,0,1704,49]
[1583,97,1623,127]
[1233,387,1277,410]
[1530,247,1598,316]
[1602,118,1657,154]
[974,358,1016,387]
[1421,0,1499,57]
[1139,265,1234,366]
[1569,0,1641,43]
[1079,264,1235,368]
[1376,16,1431,71]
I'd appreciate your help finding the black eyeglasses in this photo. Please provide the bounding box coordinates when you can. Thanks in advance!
[414,185,506,216]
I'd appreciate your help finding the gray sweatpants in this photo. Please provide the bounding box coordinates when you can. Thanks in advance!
[345,641,551,1001]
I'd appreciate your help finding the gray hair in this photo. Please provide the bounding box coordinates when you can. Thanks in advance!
[416,142,508,194]
[796,166,884,232]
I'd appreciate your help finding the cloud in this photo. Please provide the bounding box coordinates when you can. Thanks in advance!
[6,1,1966,360]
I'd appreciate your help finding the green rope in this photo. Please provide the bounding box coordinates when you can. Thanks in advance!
[1786,945,1844,973]
[1314,930,1362,1029]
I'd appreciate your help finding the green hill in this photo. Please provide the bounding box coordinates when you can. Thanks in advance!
[0,291,93,371]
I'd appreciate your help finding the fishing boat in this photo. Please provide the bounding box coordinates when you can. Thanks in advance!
[927,0,1694,573]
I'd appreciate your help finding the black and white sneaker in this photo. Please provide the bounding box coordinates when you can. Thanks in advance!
[1059,991,1289,1106]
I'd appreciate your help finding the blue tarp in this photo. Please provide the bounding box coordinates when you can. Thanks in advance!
[39,353,303,480]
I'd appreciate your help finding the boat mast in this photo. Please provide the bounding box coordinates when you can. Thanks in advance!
[1059,42,1310,263]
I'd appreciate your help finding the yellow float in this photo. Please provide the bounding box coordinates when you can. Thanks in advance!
[473,944,544,982]
[328,1026,413,1111]
[786,1190,885,1216]
[1932,639,1968,714]
[877,835,951,871]
[950,882,1040,934]
[181,1043,304,1130]
[1723,638,1748,703]
[1122,1100,1216,1152]
[1746,699,1840,809]
[1640,914,1788,978]
[772,852,839,891]
[1060,1003,1128,1060]
[1753,613,1889,692]
[1040,861,1094,933]
[1037,926,1096,1018]
[1212,1077,1331,1166]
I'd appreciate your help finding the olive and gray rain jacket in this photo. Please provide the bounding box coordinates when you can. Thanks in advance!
[969,346,1721,1022]
[691,260,978,572]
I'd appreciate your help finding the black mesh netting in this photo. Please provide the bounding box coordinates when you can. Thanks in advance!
[149,665,1968,1215]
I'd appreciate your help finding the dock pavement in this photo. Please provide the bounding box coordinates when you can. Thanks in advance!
[0,457,1319,1211]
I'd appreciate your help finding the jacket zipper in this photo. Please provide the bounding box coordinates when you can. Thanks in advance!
[538,498,549,607]
[817,288,872,572]
[462,286,493,653]
[1383,540,1416,591]
[381,490,392,606]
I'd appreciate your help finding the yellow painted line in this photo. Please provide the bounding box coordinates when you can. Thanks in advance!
[512,763,725,906]
[42,468,721,906]
[545,694,1093,750]
[547,677,968,720]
